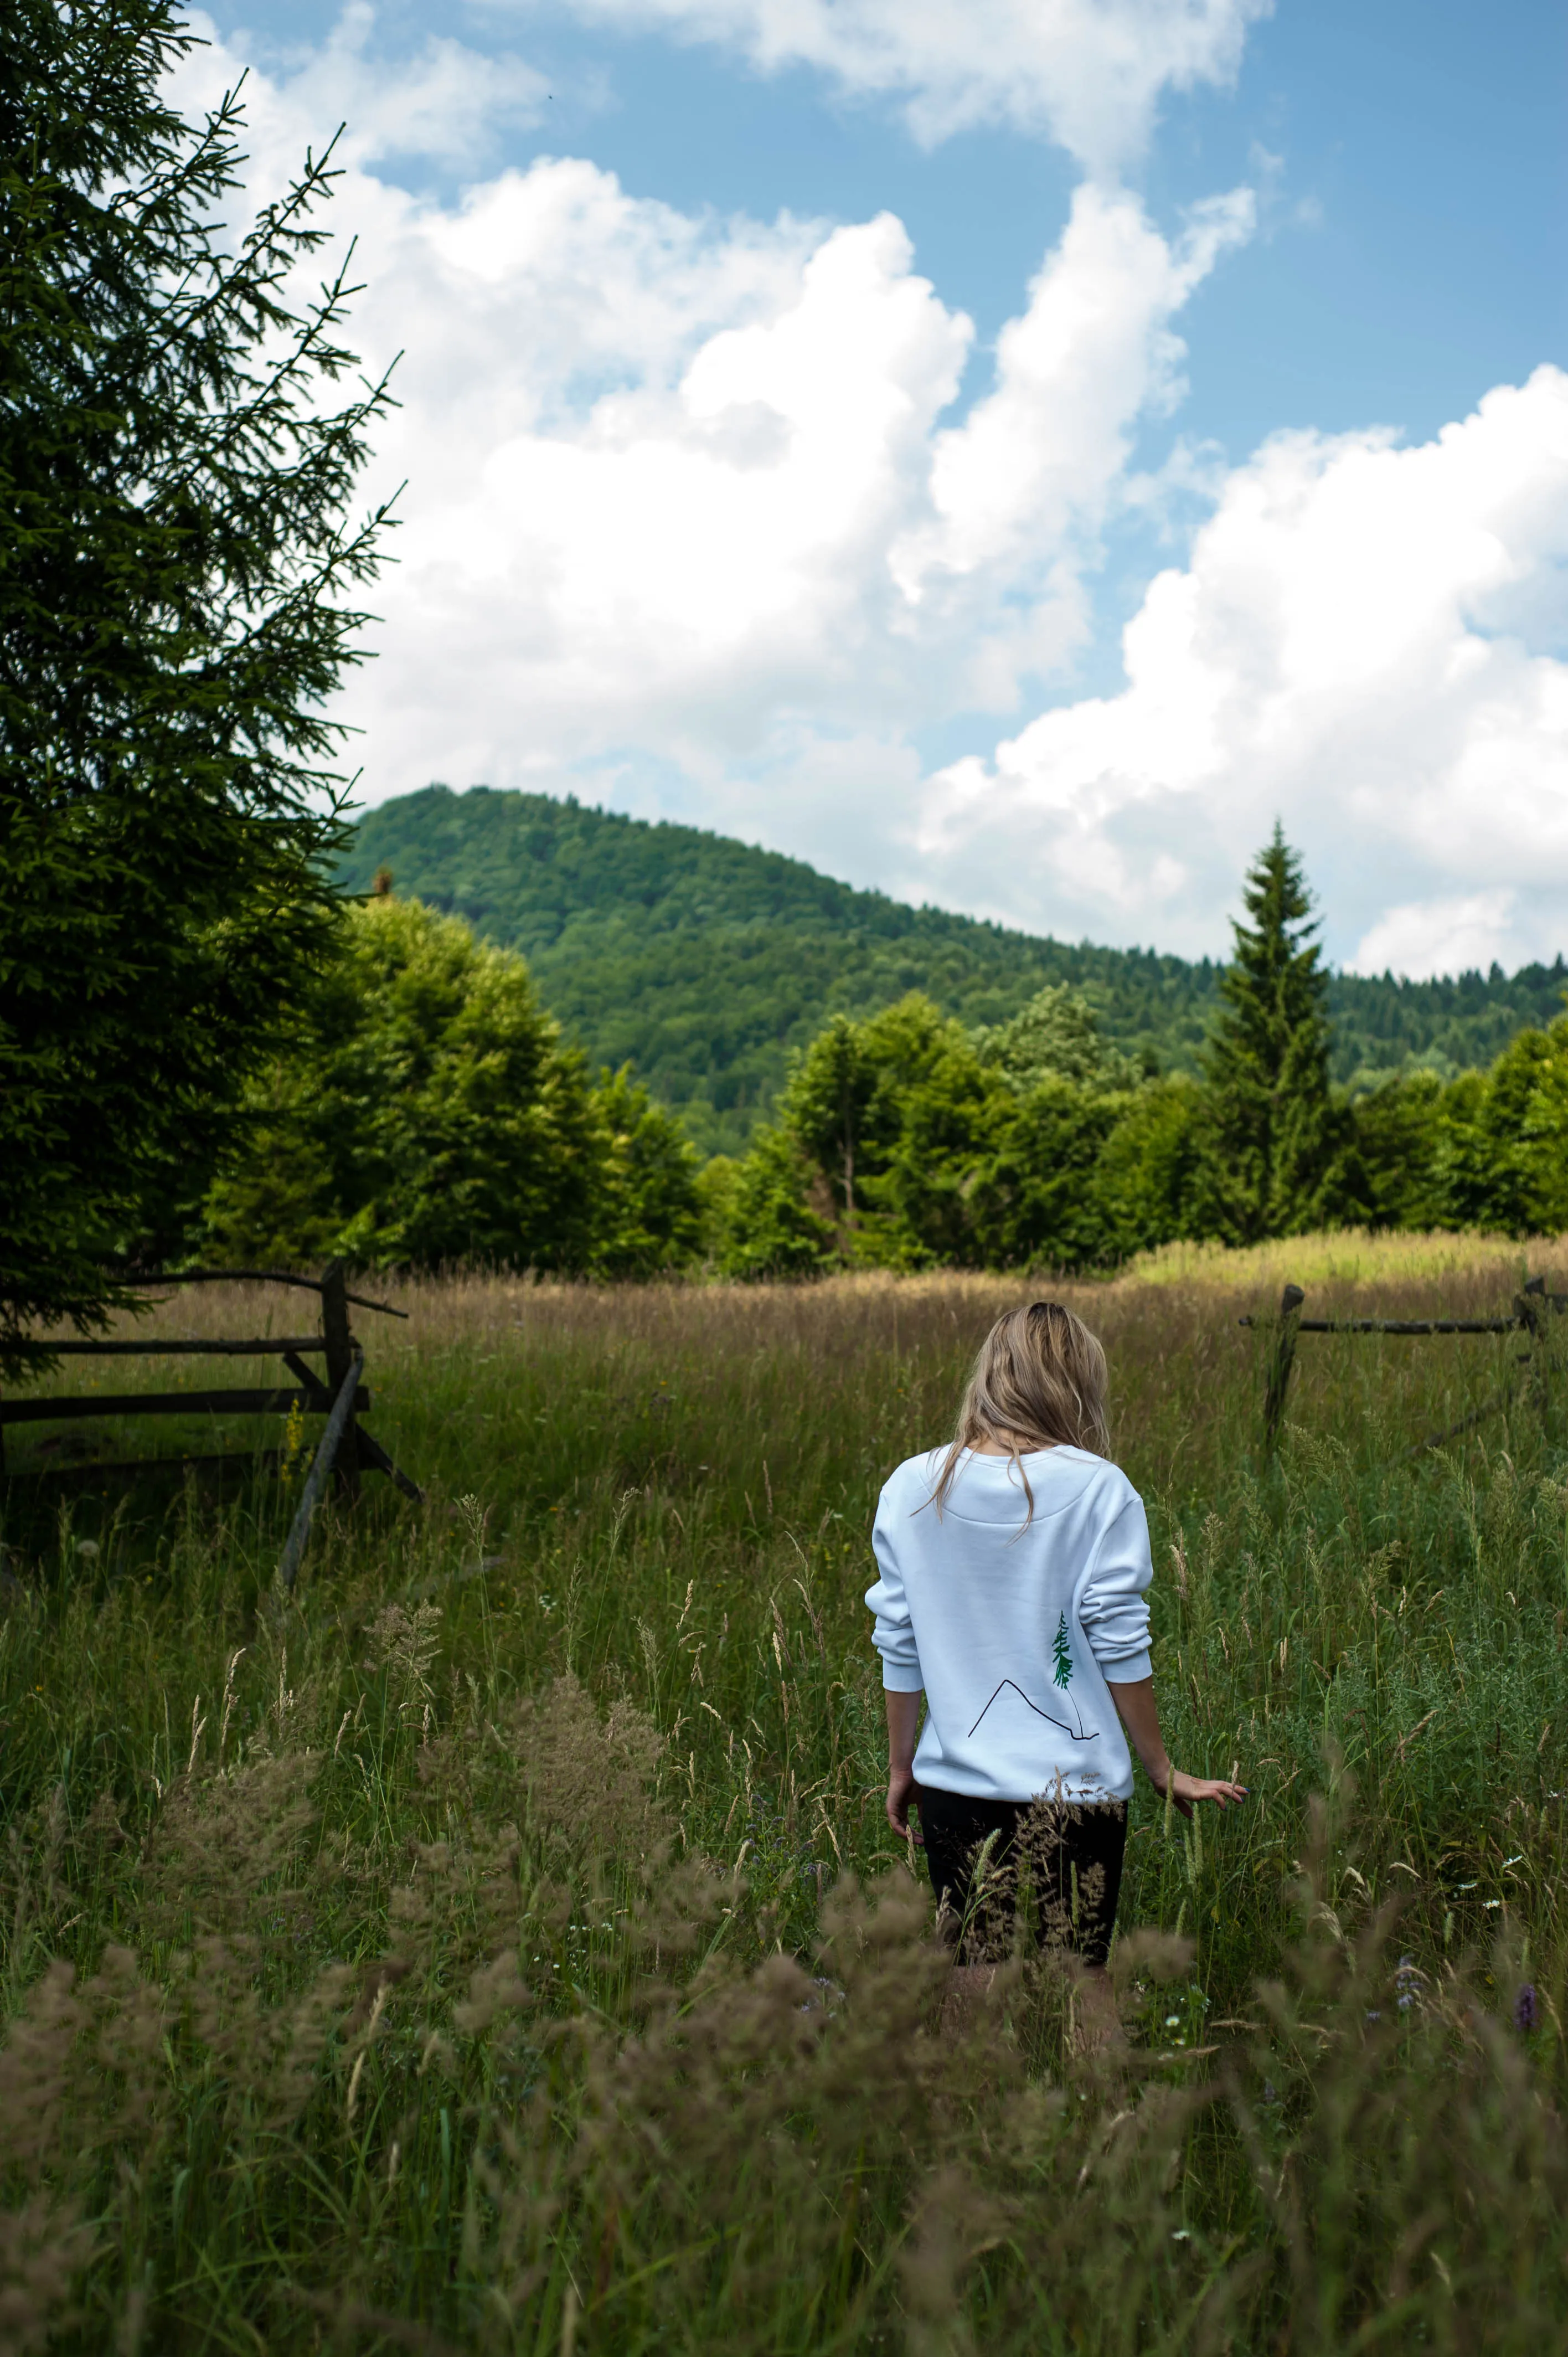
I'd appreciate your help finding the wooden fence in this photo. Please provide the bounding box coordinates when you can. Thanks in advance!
[1,1261,422,1587]
[1242,1274,1567,1454]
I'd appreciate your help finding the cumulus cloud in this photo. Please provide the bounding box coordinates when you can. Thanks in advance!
[345,172,1249,783]
[530,0,1270,172]
[891,185,1254,694]
[171,5,1249,809]
[919,370,1568,973]
[1353,894,1520,982]
[197,0,550,172]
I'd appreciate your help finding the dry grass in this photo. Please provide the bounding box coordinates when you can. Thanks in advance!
[1123,1227,1556,1293]
[4,1231,1568,2349]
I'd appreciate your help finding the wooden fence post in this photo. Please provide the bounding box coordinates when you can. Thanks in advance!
[278,1355,365,1591]
[1518,1277,1548,1417]
[1263,1283,1306,1454]
[319,1259,360,1504]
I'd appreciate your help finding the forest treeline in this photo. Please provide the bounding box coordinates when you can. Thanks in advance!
[195,833,1568,1280]
[711,832,1568,1275]
[341,786,1568,1156]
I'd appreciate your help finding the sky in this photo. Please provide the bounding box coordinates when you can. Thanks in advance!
[183,0,1568,976]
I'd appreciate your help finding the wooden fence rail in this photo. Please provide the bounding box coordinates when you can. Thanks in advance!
[1241,1275,1565,1454]
[1,1261,422,1586]
[106,1267,409,1319]
[34,1335,329,1356]
[2,1385,370,1425]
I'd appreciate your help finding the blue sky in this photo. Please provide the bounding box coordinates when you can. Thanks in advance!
[188,0,1568,972]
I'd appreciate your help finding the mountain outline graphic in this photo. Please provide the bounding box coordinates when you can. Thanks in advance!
[967,1679,1098,1744]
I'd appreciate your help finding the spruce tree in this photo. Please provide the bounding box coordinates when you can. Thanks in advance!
[0,1,394,1376]
[1202,827,1335,1242]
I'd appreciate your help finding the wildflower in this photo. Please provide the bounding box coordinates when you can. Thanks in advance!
[280,1399,305,1481]
[1514,1983,1539,2033]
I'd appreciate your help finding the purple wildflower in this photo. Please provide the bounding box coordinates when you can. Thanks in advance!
[1514,1983,1539,2033]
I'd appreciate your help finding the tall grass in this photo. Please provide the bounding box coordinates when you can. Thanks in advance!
[3,1242,1568,2351]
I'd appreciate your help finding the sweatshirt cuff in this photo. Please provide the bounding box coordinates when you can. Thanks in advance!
[1102,1651,1153,1686]
[880,1664,926,1693]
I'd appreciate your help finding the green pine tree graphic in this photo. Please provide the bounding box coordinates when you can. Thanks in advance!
[1052,1610,1073,1691]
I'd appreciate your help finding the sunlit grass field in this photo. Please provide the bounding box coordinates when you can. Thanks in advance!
[4,1235,1568,2351]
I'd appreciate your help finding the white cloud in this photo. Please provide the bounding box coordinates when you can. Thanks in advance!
[531,0,1270,172]
[181,1,549,173]
[918,370,1568,971]
[185,0,1247,798]
[352,173,1245,768]
[890,185,1253,694]
[1353,893,1518,982]
[298,1,551,167]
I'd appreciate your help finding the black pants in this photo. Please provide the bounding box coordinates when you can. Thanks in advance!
[919,1787,1128,1967]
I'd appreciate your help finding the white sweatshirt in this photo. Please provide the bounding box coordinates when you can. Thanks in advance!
[865,1444,1154,1804]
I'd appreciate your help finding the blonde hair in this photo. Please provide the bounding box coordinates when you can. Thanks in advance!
[927,1300,1111,1524]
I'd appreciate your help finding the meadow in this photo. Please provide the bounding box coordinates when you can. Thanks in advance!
[4,1234,1568,2352]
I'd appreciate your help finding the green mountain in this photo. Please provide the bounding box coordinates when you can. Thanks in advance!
[339,786,1568,1157]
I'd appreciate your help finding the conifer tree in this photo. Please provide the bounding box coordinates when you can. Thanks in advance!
[1201,827,1336,1242]
[0,0,394,1376]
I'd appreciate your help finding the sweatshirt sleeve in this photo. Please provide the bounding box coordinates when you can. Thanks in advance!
[864,1474,925,1693]
[1079,1491,1153,1685]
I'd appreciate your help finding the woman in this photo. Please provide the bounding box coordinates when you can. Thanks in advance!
[865,1300,1245,2018]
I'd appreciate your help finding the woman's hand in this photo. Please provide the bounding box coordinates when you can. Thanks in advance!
[1109,1677,1247,1820]
[886,1762,925,1843]
[1159,1768,1248,1820]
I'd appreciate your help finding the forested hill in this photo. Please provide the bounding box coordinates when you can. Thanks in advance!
[341,785,1568,1157]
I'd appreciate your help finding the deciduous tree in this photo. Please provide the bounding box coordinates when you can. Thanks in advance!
[203,898,700,1273]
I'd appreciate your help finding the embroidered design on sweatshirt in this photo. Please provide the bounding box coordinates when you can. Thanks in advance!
[1052,1610,1074,1695]
[966,1674,1098,1745]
